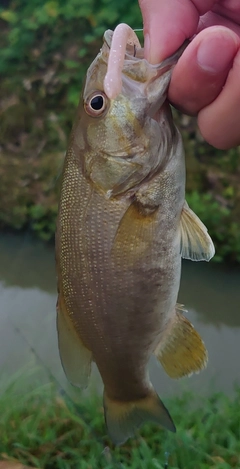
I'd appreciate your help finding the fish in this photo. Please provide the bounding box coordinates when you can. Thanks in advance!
[55,23,215,445]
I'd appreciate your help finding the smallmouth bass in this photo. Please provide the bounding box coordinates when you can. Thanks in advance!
[55,24,215,445]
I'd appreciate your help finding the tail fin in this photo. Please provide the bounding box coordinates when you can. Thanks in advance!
[103,388,176,445]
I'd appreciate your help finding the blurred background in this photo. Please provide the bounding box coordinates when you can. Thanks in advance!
[0,0,240,402]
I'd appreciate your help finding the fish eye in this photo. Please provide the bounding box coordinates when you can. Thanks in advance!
[91,95,104,110]
[84,91,108,117]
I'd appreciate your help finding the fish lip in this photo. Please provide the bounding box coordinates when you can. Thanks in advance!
[103,29,113,49]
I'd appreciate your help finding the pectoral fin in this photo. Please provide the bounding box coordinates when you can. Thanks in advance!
[155,305,208,379]
[180,201,215,261]
[111,201,158,266]
[57,296,92,388]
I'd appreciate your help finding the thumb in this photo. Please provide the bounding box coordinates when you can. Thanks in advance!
[138,0,216,63]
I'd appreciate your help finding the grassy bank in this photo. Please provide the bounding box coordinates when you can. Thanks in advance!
[0,380,240,469]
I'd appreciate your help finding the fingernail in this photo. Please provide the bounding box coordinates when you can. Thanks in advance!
[197,34,237,73]
[144,33,162,64]
[144,33,150,61]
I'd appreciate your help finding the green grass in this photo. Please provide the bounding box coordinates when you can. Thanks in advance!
[0,376,240,469]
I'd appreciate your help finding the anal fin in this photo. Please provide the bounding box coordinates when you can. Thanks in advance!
[155,305,208,379]
[57,295,92,388]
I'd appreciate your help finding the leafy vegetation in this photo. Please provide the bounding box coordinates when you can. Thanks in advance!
[1,375,240,469]
[0,0,240,260]
[0,0,141,241]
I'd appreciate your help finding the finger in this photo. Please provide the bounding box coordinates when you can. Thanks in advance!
[212,1,240,24]
[168,27,240,116]
[138,0,215,63]
[198,47,240,149]
[198,11,240,36]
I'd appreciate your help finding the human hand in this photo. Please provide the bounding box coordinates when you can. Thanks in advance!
[138,0,240,149]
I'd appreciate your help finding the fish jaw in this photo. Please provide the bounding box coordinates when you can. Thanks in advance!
[84,30,178,112]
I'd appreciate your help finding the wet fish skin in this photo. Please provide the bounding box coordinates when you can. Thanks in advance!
[55,28,214,445]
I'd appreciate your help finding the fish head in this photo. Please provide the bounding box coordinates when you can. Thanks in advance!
[74,27,186,196]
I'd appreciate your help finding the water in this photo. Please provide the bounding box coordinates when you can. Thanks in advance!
[1,232,240,397]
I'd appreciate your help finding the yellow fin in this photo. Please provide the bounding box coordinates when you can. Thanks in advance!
[103,388,175,445]
[57,296,92,388]
[155,306,208,379]
[180,201,215,261]
[111,201,158,266]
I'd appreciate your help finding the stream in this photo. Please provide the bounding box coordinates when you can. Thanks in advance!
[1,232,240,399]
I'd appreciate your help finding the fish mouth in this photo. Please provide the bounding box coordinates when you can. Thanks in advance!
[103,25,150,100]
[103,28,144,61]
[102,24,189,100]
